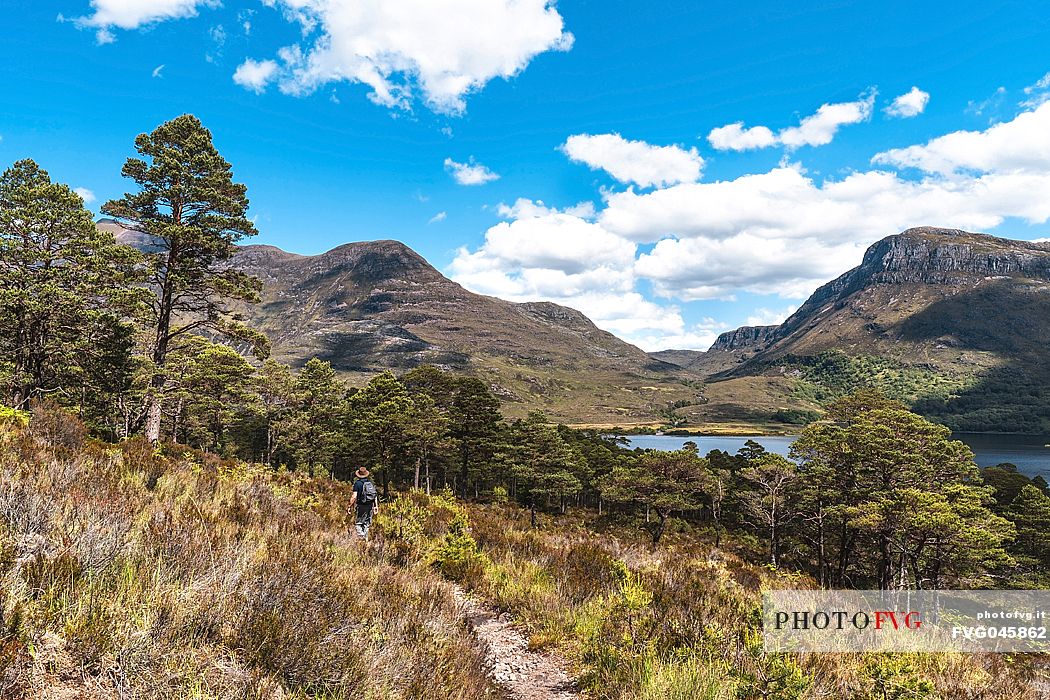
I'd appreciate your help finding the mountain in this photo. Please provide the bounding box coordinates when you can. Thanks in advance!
[651,325,779,376]
[100,220,717,425]
[662,227,1050,432]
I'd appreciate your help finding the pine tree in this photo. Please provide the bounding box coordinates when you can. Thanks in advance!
[164,336,255,451]
[284,359,343,476]
[448,376,502,497]
[346,371,413,491]
[599,449,709,544]
[102,115,266,443]
[1009,485,1050,570]
[0,159,141,413]
[739,454,798,567]
[509,414,584,527]
[793,393,1012,589]
[252,359,297,466]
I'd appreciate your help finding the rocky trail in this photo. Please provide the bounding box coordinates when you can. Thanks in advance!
[454,587,582,700]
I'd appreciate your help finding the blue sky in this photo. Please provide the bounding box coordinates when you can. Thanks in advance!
[3,1,1050,350]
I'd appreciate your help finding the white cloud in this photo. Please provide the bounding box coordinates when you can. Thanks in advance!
[427,211,447,224]
[447,212,707,350]
[452,101,1050,348]
[238,9,255,35]
[625,317,732,353]
[74,187,96,203]
[873,100,1050,175]
[1022,72,1050,108]
[239,0,572,113]
[233,59,279,94]
[602,161,1050,300]
[779,91,876,148]
[885,87,929,118]
[967,86,1007,118]
[496,198,596,220]
[707,123,777,151]
[561,133,704,188]
[634,231,867,301]
[73,0,215,42]
[151,64,165,78]
[1026,73,1050,92]
[707,91,876,151]
[746,306,797,327]
[444,157,500,186]
[451,214,635,282]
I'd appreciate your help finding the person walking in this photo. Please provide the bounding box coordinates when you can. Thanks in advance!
[348,467,379,540]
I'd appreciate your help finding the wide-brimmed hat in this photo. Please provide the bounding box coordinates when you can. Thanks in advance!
[355,467,370,479]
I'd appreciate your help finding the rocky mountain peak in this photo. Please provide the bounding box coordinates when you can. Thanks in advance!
[856,227,1050,284]
[709,325,779,352]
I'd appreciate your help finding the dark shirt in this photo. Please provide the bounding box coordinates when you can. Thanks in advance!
[353,478,374,517]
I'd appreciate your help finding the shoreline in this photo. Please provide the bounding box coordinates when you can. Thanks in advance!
[569,423,1050,439]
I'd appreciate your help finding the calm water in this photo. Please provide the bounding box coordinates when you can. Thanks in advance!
[624,433,1050,481]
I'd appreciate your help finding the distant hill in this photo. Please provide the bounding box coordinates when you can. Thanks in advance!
[101,220,719,425]
[655,228,1050,432]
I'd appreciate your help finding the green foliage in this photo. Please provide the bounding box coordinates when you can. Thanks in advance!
[855,656,935,700]
[771,408,821,425]
[599,448,709,543]
[0,405,28,427]
[0,159,141,422]
[785,351,975,409]
[791,394,1014,588]
[508,412,586,520]
[103,114,264,442]
[434,511,486,582]
[1005,485,1050,585]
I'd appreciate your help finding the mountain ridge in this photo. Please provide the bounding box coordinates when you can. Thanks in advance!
[102,220,708,424]
[655,226,1050,432]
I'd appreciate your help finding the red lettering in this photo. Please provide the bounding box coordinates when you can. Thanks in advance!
[874,611,900,630]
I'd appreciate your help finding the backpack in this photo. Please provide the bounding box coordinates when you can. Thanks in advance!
[359,478,378,505]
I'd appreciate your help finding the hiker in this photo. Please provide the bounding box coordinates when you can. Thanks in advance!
[348,467,379,540]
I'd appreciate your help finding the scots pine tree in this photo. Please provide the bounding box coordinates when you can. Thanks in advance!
[103,115,265,442]
[0,159,140,413]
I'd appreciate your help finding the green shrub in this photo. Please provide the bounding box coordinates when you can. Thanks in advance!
[434,512,486,583]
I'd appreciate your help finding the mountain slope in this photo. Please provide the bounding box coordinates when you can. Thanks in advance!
[231,240,708,423]
[693,227,1050,432]
[102,220,708,424]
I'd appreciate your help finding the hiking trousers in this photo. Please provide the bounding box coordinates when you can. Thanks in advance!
[355,508,375,540]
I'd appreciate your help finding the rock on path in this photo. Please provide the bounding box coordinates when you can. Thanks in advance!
[454,588,581,700]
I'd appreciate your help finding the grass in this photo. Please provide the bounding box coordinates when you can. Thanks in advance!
[0,414,492,699]
[425,503,1047,700]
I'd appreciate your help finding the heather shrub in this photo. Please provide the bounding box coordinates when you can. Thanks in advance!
[0,417,494,699]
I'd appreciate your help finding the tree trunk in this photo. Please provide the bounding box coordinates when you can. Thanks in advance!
[460,446,470,498]
[414,456,421,490]
[144,376,164,444]
[652,510,667,545]
[879,533,892,590]
[530,499,537,529]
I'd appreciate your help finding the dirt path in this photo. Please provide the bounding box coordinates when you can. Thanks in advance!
[454,587,582,700]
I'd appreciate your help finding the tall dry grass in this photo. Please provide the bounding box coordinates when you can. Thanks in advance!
[0,408,492,699]
[446,502,1047,700]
